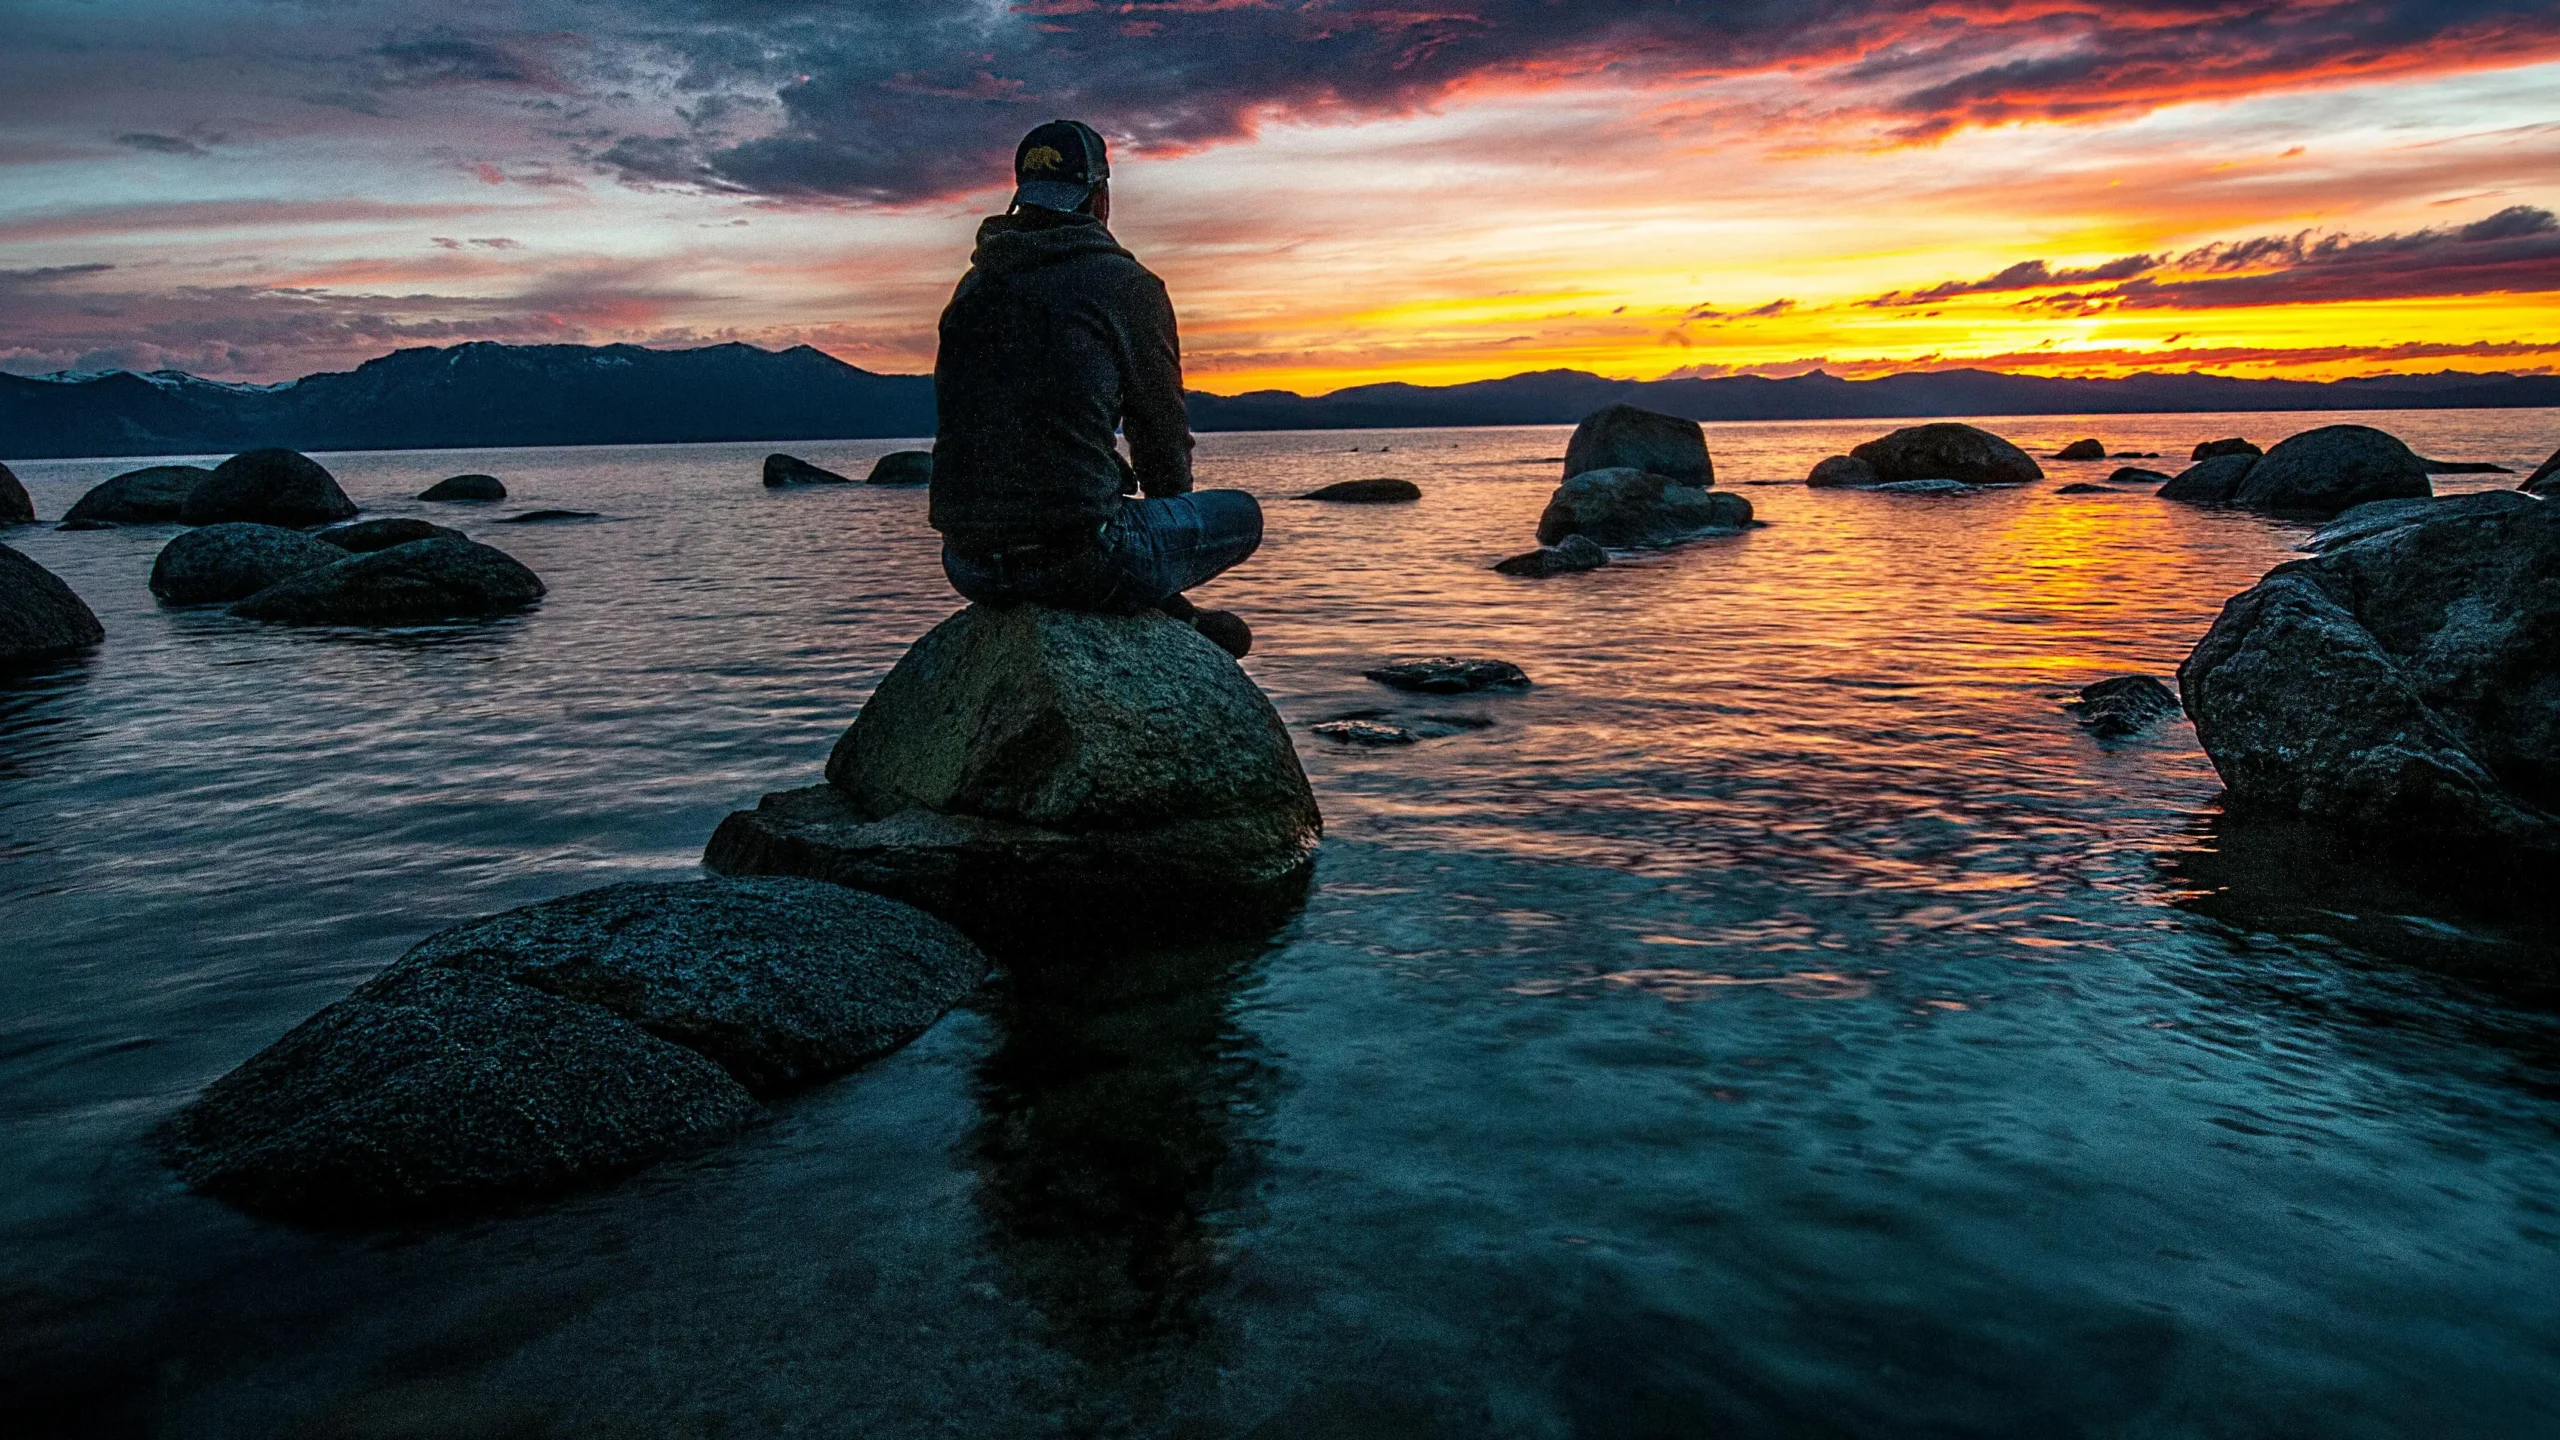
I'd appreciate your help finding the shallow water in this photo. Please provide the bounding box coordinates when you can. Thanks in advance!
[5,411,2557,1437]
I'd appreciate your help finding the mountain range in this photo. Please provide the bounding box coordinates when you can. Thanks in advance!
[3,341,2554,461]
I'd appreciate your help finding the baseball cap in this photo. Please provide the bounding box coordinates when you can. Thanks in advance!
[1013,119,1110,213]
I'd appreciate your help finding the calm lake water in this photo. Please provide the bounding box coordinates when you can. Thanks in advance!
[5,411,2558,1437]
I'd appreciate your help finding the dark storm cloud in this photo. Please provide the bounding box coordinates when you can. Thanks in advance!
[2026,206,2560,310]
[1862,254,2160,308]
[631,0,2560,201]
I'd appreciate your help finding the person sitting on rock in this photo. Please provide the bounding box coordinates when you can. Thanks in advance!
[930,118,1261,659]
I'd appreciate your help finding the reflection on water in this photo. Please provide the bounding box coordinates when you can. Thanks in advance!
[2,410,2557,1435]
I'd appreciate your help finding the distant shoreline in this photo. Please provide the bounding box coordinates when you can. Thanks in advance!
[4,340,2553,462]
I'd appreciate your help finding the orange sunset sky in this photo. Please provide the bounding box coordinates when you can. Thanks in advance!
[3,1,2557,394]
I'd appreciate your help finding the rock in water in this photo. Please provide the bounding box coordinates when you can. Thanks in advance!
[2068,675,2182,738]
[1493,533,1609,576]
[498,509,600,524]
[2055,439,2107,461]
[2193,438,2262,462]
[2524,447,2559,496]
[159,966,759,1224]
[1535,467,1751,548]
[419,474,506,502]
[66,465,214,523]
[0,462,32,525]
[2109,467,2173,487]
[230,537,544,624]
[1312,720,1417,746]
[149,523,343,604]
[2300,491,2538,554]
[317,518,464,553]
[1872,479,1976,496]
[1807,455,1880,488]
[1365,657,1531,694]
[0,544,104,666]
[1564,404,1713,486]
[705,606,1322,935]
[1302,478,1421,503]
[180,449,358,527]
[866,451,934,487]
[1850,424,2043,486]
[2232,425,2430,518]
[2179,498,2560,866]
[2417,458,2512,475]
[2058,483,2119,495]
[764,454,850,487]
[381,878,988,1095]
[2157,453,2259,506]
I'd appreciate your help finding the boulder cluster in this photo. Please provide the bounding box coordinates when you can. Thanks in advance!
[2154,425,2432,518]
[764,451,935,487]
[1496,404,1751,575]
[161,878,988,1223]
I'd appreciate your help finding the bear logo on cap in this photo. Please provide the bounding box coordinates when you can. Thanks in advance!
[1021,145,1066,173]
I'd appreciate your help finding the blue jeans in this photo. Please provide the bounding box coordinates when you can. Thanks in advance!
[943,490,1263,614]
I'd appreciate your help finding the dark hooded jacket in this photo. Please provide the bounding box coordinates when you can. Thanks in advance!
[929,208,1195,551]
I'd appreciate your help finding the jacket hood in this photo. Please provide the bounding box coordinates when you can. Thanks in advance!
[969,209,1133,277]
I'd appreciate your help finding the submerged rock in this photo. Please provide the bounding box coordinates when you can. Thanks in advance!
[706,606,1322,935]
[1302,478,1420,503]
[1871,479,1977,496]
[150,523,342,604]
[383,878,988,1095]
[497,509,599,524]
[2179,497,2560,866]
[2193,438,2262,462]
[2067,674,2182,738]
[2418,458,2513,475]
[866,451,934,487]
[1806,455,1880,488]
[2054,439,2107,461]
[0,462,32,525]
[0,544,104,667]
[1851,424,2043,487]
[1564,404,1713,487]
[419,474,506,502]
[764,454,850,487]
[2524,447,2559,496]
[1365,657,1531,694]
[160,966,759,1225]
[318,518,464,553]
[66,465,213,523]
[2301,491,2538,554]
[230,536,544,625]
[1493,533,1609,577]
[2232,425,2430,518]
[2058,483,2120,495]
[2157,453,2259,506]
[55,519,114,532]
[2108,467,2173,487]
[1535,467,1751,547]
[1312,719,1417,746]
[180,449,358,528]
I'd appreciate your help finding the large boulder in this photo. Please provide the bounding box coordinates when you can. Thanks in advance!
[2178,498,2560,866]
[2231,425,2430,518]
[180,449,358,527]
[230,536,543,625]
[2524,447,2559,496]
[317,517,465,553]
[2054,439,2107,461]
[0,462,32,525]
[159,966,760,1224]
[419,474,505,502]
[867,451,934,487]
[1563,405,1712,487]
[1850,424,2043,486]
[149,523,343,604]
[65,465,213,523]
[764,454,850,487]
[383,878,988,1094]
[2193,438,2262,462]
[1534,467,1751,548]
[2157,453,2259,507]
[0,544,105,667]
[706,606,1322,936]
[2301,491,2537,554]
